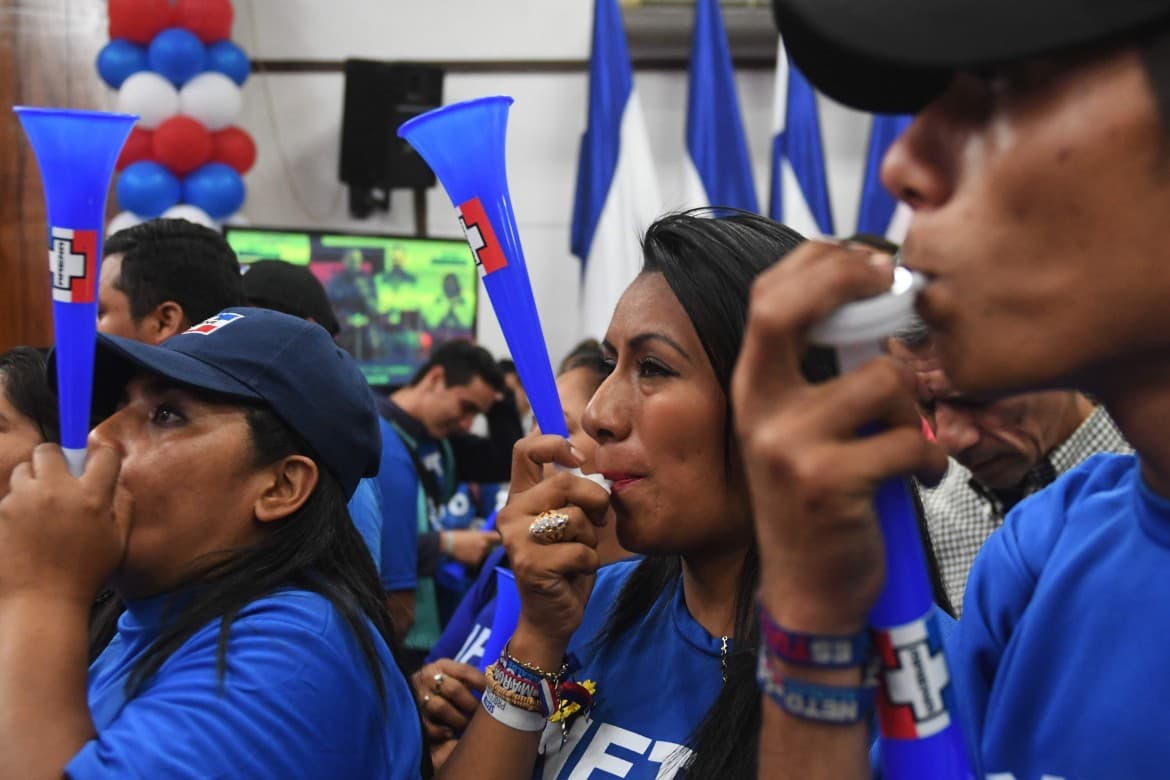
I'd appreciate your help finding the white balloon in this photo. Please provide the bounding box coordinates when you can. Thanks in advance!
[178,72,242,131]
[115,72,180,130]
[106,210,145,237]
[162,204,218,230]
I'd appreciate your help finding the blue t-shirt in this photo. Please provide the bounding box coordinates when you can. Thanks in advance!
[947,453,1170,779]
[348,477,384,575]
[534,559,722,780]
[68,589,421,779]
[377,417,423,593]
[427,546,509,668]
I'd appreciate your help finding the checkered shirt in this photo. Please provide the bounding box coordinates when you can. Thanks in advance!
[917,405,1132,615]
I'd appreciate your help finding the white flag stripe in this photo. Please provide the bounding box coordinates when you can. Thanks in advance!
[580,88,663,339]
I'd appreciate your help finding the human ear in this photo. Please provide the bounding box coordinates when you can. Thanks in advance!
[151,301,187,343]
[253,455,319,523]
[424,365,447,390]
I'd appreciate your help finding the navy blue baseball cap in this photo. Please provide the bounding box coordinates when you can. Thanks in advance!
[771,0,1170,113]
[84,307,380,499]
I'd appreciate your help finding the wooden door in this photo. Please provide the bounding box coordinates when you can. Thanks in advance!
[1,0,108,349]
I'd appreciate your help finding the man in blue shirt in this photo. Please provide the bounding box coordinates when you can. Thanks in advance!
[379,340,521,669]
[734,1,1170,778]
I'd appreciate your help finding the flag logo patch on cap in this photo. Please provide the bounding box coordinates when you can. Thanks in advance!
[457,197,508,275]
[49,227,98,304]
[185,312,245,335]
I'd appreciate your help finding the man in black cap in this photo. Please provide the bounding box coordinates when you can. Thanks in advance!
[735,3,1170,777]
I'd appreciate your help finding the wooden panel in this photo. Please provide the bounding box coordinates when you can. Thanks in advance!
[0,0,108,350]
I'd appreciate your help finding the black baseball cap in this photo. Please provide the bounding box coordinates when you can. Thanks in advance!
[771,0,1170,113]
[79,307,379,499]
[241,260,341,337]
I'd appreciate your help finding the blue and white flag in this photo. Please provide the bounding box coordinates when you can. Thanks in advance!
[770,37,834,237]
[856,113,913,240]
[683,0,758,212]
[571,0,663,339]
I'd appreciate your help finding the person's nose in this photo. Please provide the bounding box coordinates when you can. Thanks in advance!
[582,370,631,445]
[880,75,986,214]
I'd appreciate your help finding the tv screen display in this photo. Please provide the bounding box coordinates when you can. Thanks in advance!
[225,226,478,386]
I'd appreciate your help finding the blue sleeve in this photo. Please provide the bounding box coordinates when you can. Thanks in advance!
[377,426,420,592]
[427,546,507,663]
[66,594,420,779]
[945,465,1082,768]
[347,478,383,575]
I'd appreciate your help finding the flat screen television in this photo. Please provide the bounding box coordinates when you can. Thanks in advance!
[225,225,478,387]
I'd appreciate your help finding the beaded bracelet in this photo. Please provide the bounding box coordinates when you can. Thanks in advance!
[484,663,543,711]
[757,599,871,669]
[499,642,564,716]
[756,649,877,725]
[503,641,570,682]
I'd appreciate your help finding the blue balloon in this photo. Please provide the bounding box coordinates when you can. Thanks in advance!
[116,162,181,218]
[147,27,207,86]
[204,40,251,85]
[183,162,245,219]
[96,39,148,89]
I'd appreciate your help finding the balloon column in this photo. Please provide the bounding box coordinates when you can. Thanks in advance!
[98,0,256,235]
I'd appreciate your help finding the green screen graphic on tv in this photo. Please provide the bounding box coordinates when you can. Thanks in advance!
[226,226,478,386]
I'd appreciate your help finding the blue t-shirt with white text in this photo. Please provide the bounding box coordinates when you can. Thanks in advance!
[534,559,721,780]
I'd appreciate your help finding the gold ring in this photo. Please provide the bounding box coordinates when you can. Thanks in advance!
[529,510,570,544]
[433,672,446,694]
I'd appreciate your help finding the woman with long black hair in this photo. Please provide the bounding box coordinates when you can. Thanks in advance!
[0,308,423,778]
[435,210,834,779]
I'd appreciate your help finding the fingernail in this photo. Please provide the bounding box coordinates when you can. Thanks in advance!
[568,443,585,463]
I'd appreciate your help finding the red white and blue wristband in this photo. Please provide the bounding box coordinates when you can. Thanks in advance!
[756,650,877,725]
[758,600,871,669]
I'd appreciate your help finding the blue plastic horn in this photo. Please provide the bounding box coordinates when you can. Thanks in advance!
[14,108,137,476]
[398,96,567,439]
[811,267,976,779]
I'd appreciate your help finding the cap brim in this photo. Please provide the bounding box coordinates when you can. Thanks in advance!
[63,334,264,422]
[773,0,1170,113]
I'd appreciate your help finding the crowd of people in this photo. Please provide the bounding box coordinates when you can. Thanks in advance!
[1,1,1169,777]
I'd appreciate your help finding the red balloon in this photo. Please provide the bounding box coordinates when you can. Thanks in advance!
[172,0,234,43]
[116,127,155,171]
[152,116,213,176]
[210,126,257,174]
[108,0,173,44]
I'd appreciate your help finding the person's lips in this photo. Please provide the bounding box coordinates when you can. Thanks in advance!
[600,472,644,495]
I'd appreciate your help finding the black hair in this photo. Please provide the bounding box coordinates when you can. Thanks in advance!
[845,232,900,256]
[497,358,518,376]
[1140,26,1170,145]
[891,315,933,350]
[104,218,244,325]
[242,259,341,336]
[409,339,506,392]
[597,209,834,780]
[558,338,605,376]
[0,347,58,443]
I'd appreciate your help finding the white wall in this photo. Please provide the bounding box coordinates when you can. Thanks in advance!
[225,0,876,365]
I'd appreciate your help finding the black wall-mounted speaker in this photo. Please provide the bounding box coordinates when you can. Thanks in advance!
[339,59,444,217]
